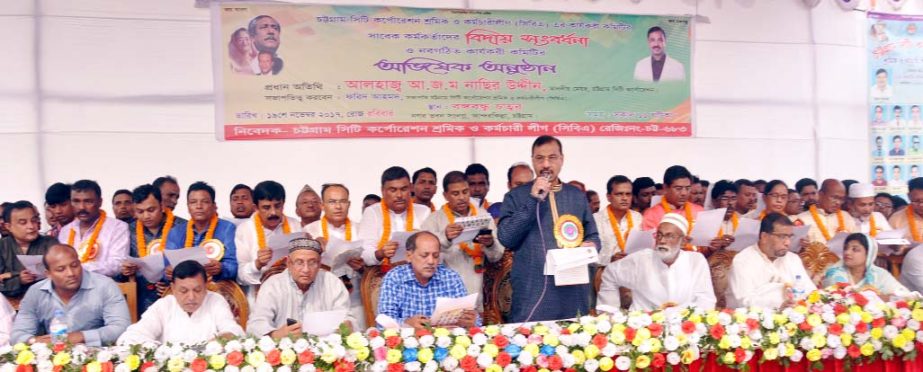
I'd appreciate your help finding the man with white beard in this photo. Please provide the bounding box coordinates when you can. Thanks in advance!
[597,213,715,311]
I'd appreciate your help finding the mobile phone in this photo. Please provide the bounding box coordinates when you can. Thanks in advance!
[478,229,492,236]
[286,318,297,326]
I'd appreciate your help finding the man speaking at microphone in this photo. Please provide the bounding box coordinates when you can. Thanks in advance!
[498,135,600,322]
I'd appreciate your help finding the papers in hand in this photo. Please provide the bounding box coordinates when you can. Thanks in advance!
[789,226,811,252]
[826,232,850,258]
[16,255,46,279]
[321,239,364,272]
[544,247,598,286]
[302,309,348,336]
[623,230,654,256]
[726,218,761,252]
[375,314,401,329]
[389,231,417,263]
[450,215,492,244]
[164,246,210,266]
[124,253,166,283]
[876,228,911,246]
[267,232,305,265]
[689,208,726,246]
[431,293,478,326]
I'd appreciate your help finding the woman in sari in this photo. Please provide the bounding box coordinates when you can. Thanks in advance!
[823,232,908,297]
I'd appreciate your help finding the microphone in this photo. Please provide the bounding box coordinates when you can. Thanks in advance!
[536,171,552,200]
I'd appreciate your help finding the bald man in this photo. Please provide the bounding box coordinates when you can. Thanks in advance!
[794,179,857,244]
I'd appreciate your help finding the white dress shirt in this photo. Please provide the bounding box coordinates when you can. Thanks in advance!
[116,292,243,345]
[794,209,857,244]
[726,245,816,309]
[246,269,352,337]
[856,211,893,235]
[304,218,366,330]
[633,55,686,82]
[598,249,715,311]
[900,246,923,293]
[420,205,504,308]
[235,215,301,305]
[592,209,643,266]
[0,295,13,347]
[57,216,129,277]
[357,203,431,265]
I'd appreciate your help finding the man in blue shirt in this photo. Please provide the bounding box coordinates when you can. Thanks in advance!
[377,231,477,330]
[11,244,130,346]
[165,182,237,281]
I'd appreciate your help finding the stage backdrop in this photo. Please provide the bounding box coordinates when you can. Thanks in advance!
[212,3,692,140]
[868,12,923,197]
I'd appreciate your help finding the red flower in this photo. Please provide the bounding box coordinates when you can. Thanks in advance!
[565,368,577,372]
[100,362,113,372]
[266,349,281,366]
[624,327,637,342]
[460,356,478,371]
[493,335,509,348]
[140,362,155,371]
[548,355,563,371]
[799,322,812,331]
[385,336,402,348]
[746,319,760,331]
[734,348,746,363]
[387,363,404,372]
[709,324,725,339]
[648,323,663,337]
[834,304,847,314]
[848,345,861,358]
[856,322,868,333]
[872,318,886,329]
[52,343,66,353]
[522,366,537,372]
[53,366,62,372]
[468,327,482,335]
[682,321,697,334]
[592,334,608,349]
[496,352,512,367]
[298,350,315,365]
[190,359,207,372]
[227,351,244,367]
[561,328,571,335]
[367,329,380,338]
[828,324,843,335]
[415,328,432,338]
[518,327,531,336]
[16,365,32,372]
[852,293,869,307]
[652,354,666,368]
[896,300,909,309]
[335,361,356,372]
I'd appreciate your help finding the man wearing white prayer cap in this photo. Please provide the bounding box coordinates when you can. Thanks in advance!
[848,183,893,236]
[597,212,715,312]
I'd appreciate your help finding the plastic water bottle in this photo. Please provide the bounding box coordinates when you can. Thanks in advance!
[49,309,68,344]
[792,275,807,299]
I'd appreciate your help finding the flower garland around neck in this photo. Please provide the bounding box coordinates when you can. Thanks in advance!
[137,208,175,257]
[321,216,352,242]
[606,205,632,252]
[254,214,292,250]
[68,210,106,262]
[443,203,484,273]
[184,214,218,248]
[869,213,878,238]
[661,198,695,234]
[809,204,846,241]
[717,212,739,237]
[377,201,413,272]
[908,207,922,242]
[412,198,436,212]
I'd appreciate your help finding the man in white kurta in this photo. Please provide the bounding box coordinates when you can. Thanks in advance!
[900,246,923,293]
[598,213,715,311]
[421,171,503,308]
[593,176,643,266]
[235,181,301,306]
[359,167,431,266]
[116,261,243,345]
[848,183,893,236]
[794,179,857,244]
[304,183,365,330]
[57,180,129,277]
[727,213,816,309]
[247,238,353,337]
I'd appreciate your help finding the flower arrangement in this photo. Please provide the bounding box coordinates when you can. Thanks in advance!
[2,285,922,372]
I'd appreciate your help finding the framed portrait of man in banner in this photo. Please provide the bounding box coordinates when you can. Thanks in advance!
[212,4,693,140]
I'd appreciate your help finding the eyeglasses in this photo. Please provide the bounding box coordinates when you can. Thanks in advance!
[876,202,893,208]
[654,232,683,242]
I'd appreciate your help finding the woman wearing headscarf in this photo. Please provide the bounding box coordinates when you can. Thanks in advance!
[823,232,908,297]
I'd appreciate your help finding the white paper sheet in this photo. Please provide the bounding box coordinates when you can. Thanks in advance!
[624,230,654,255]
[322,239,365,271]
[124,253,166,283]
[163,246,210,266]
[375,314,401,329]
[267,232,305,264]
[452,229,481,245]
[689,208,726,246]
[826,232,850,258]
[650,195,662,208]
[876,228,911,246]
[389,230,417,263]
[453,215,491,231]
[726,218,762,252]
[16,255,46,280]
[302,309,348,336]
[544,248,596,286]
[790,225,811,252]
[431,293,478,326]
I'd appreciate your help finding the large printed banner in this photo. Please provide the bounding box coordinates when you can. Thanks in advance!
[868,12,923,196]
[213,4,692,140]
